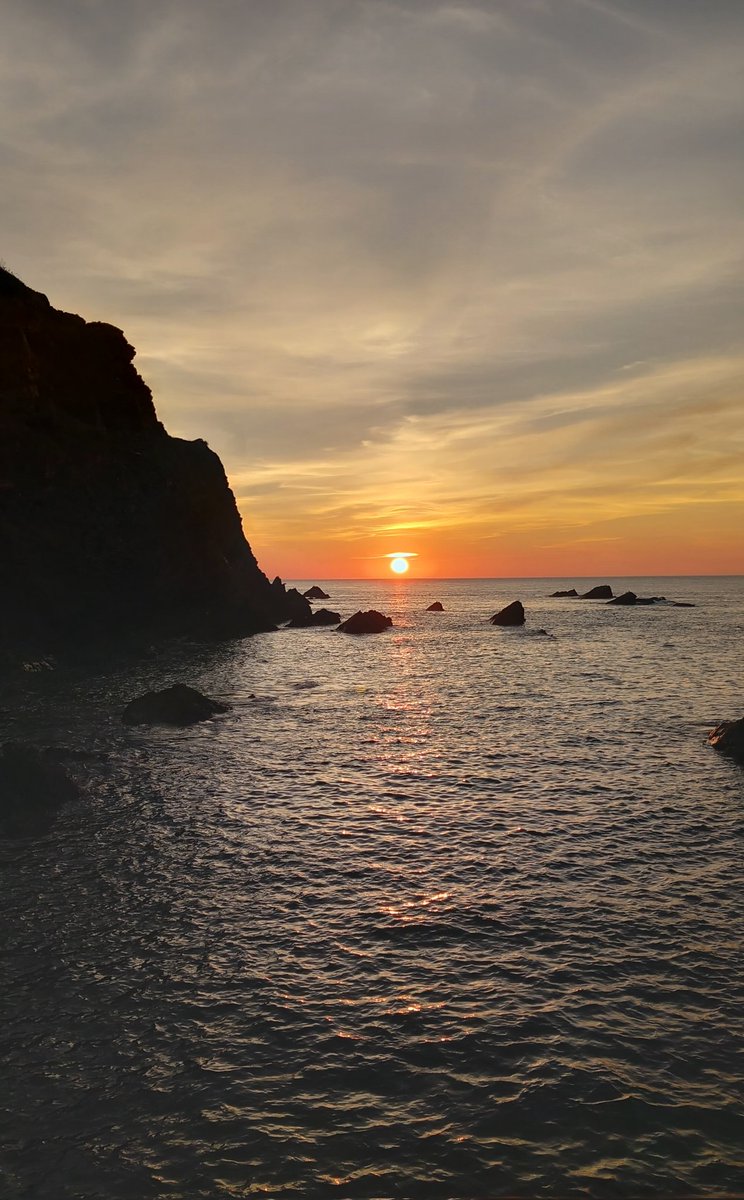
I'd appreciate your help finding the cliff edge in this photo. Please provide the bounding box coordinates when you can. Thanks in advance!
[0,266,308,656]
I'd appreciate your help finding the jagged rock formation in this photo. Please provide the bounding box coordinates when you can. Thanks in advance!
[490,600,525,626]
[581,585,613,599]
[121,684,229,726]
[708,718,744,764]
[304,585,330,600]
[338,610,392,634]
[426,601,444,611]
[287,607,341,628]
[0,267,309,656]
[550,589,578,597]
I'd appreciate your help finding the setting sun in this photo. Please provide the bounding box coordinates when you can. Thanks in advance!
[390,556,409,574]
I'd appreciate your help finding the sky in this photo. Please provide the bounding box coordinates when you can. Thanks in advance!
[2,0,743,579]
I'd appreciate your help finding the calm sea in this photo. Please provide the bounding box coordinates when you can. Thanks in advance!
[2,577,743,1198]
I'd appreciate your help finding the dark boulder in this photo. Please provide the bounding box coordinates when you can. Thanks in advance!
[581,585,613,599]
[338,610,393,635]
[287,608,342,628]
[550,589,578,597]
[122,684,228,726]
[0,742,82,838]
[708,718,744,764]
[303,585,330,600]
[608,591,637,605]
[490,600,525,626]
[426,602,444,612]
[673,602,696,608]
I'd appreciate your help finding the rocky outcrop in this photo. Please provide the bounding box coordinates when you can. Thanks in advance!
[303,586,330,600]
[608,591,638,605]
[287,608,341,628]
[426,601,444,611]
[338,610,392,634]
[122,684,228,726]
[0,742,82,837]
[0,266,310,656]
[490,600,525,626]
[581,585,613,599]
[708,718,744,764]
[550,589,578,597]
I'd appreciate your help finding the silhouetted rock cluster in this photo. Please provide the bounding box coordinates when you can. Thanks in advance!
[303,586,330,600]
[122,684,228,726]
[550,589,578,597]
[0,266,310,659]
[338,610,393,634]
[491,600,525,626]
[708,718,744,763]
[0,741,82,838]
[581,585,613,599]
[287,608,341,628]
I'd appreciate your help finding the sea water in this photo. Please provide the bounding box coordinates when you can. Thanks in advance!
[1,577,743,1198]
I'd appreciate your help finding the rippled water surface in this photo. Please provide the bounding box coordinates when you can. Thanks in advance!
[2,577,744,1198]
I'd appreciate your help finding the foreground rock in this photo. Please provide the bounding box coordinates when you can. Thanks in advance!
[287,608,342,628]
[426,602,444,612]
[708,718,744,764]
[122,684,229,726]
[550,589,578,597]
[0,742,82,838]
[303,586,330,600]
[338,610,393,635]
[581,585,613,599]
[491,600,525,626]
[0,265,308,659]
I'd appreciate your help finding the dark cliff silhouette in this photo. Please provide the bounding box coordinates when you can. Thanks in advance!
[0,266,309,656]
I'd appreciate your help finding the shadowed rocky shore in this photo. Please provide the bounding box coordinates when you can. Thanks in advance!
[0,267,309,666]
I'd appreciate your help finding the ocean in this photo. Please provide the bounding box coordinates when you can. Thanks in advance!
[2,576,743,1198]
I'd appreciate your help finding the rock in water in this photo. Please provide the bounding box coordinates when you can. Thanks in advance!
[0,265,307,655]
[0,742,82,838]
[550,589,578,597]
[581,585,613,599]
[122,685,229,726]
[338,610,393,635]
[490,600,525,626]
[708,718,744,764]
[608,591,638,605]
[287,608,342,628]
[426,602,445,611]
[303,586,330,600]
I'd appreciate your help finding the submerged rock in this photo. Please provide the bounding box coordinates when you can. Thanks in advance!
[708,718,744,764]
[426,602,444,612]
[287,608,342,628]
[490,600,525,626]
[122,684,229,726]
[0,742,82,838]
[581,585,613,599]
[550,589,578,597]
[338,610,393,635]
[303,585,330,600]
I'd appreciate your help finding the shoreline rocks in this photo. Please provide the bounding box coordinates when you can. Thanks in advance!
[0,265,310,661]
[338,610,392,635]
[122,685,229,726]
[0,742,83,838]
[581,585,613,600]
[491,600,525,626]
[708,718,744,764]
[287,608,341,628]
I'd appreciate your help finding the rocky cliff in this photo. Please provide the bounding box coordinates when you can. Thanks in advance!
[0,266,308,657]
